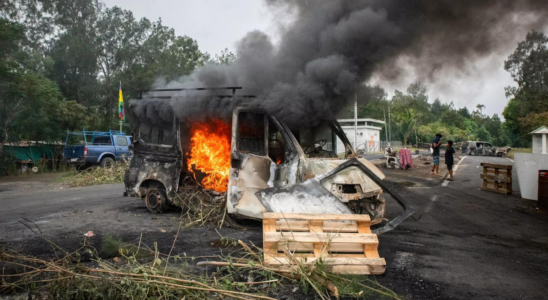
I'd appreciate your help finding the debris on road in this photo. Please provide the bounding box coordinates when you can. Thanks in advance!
[0,235,401,300]
[63,160,128,187]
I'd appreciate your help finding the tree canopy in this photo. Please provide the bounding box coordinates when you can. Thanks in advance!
[503,30,548,146]
[355,82,512,147]
[0,0,215,146]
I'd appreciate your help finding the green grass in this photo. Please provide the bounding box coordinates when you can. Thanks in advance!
[509,147,532,159]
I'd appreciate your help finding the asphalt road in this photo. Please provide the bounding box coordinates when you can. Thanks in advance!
[1,155,547,299]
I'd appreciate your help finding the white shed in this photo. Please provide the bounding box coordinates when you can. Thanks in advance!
[514,125,548,201]
[531,126,548,154]
[337,118,385,154]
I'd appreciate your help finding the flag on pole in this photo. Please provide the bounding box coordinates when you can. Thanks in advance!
[118,82,125,121]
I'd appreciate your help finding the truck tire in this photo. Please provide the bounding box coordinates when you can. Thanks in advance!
[100,157,115,169]
[145,188,168,213]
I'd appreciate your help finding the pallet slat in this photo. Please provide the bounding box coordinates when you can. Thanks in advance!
[480,162,512,170]
[480,174,512,183]
[263,212,371,222]
[275,220,359,232]
[264,232,379,244]
[263,213,385,275]
[264,257,386,266]
[480,162,512,195]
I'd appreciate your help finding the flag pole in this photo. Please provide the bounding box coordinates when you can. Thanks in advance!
[119,81,123,133]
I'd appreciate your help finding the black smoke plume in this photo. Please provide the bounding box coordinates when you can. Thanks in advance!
[133,0,548,128]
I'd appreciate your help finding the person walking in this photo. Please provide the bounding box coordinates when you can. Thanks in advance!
[445,140,461,181]
[431,133,442,175]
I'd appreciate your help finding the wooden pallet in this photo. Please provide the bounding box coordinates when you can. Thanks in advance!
[480,162,512,195]
[262,213,386,275]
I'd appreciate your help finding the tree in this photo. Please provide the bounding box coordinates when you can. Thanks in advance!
[0,18,29,147]
[397,108,416,146]
[213,48,236,65]
[0,18,76,147]
[431,98,442,116]
[504,30,548,98]
[46,3,209,130]
[356,84,388,120]
[502,30,548,145]
[476,104,485,114]
[458,107,471,118]
[475,125,492,142]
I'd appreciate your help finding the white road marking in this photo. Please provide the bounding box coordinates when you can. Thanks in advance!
[506,158,514,163]
[442,156,467,187]
[424,195,438,212]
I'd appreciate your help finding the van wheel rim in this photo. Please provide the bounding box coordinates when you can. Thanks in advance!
[146,190,163,212]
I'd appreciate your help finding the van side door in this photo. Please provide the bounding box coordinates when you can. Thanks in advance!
[226,108,300,219]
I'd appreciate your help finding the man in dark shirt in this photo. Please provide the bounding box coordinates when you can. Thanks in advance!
[431,133,443,175]
[445,140,461,181]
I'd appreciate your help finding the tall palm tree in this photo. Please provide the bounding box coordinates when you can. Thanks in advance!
[476,104,486,114]
[397,108,416,146]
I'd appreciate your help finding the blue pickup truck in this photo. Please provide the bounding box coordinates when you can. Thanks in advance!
[63,130,132,168]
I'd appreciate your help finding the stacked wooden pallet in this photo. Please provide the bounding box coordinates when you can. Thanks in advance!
[262,213,385,275]
[480,162,512,195]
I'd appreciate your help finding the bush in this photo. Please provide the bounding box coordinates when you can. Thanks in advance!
[0,150,17,176]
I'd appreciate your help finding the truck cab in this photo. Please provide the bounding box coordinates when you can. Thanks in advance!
[63,130,132,168]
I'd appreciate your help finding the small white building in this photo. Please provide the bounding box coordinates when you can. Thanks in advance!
[337,118,385,154]
[515,126,548,201]
[531,126,548,154]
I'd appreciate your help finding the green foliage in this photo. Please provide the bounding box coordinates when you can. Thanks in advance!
[502,30,548,146]
[0,149,16,176]
[213,48,237,65]
[475,126,492,142]
[418,121,468,144]
[0,0,222,152]
[356,82,510,146]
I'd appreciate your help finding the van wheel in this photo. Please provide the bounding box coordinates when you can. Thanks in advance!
[145,188,168,213]
[100,157,115,169]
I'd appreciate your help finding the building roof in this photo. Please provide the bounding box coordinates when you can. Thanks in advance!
[337,118,385,124]
[530,126,548,134]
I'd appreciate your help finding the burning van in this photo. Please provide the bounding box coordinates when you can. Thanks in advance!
[124,87,413,234]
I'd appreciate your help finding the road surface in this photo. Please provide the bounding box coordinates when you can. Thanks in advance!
[0,155,547,299]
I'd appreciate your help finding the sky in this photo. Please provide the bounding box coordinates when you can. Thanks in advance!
[103,0,519,118]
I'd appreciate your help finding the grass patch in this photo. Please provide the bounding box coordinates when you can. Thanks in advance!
[1,226,401,300]
[508,147,532,159]
[62,161,128,187]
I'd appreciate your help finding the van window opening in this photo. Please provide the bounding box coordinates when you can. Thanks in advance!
[237,112,266,155]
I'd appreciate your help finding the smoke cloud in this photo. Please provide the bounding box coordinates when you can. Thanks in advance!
[133,0,548,127]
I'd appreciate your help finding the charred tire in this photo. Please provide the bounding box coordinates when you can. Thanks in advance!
[145,188,168,213]
[100,157,115,169]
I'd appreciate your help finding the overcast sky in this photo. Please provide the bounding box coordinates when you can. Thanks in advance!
[104,0,519,118]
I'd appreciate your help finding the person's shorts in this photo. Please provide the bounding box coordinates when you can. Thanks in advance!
[447,164,453,171]
[433,155,440,165]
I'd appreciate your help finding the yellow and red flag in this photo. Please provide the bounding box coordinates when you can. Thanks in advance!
[118,82,125,120]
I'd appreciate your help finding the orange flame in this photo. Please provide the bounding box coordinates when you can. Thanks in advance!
[187,120,231,192]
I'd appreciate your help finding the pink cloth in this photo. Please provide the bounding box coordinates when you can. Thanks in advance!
[399,149,413,169]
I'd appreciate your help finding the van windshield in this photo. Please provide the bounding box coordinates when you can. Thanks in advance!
[292,121,352,159]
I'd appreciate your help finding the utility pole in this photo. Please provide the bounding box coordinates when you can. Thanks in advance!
[383,108,388,146]
[414,119,418,147]
[388,104,391,142]
[354,88,358,150]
